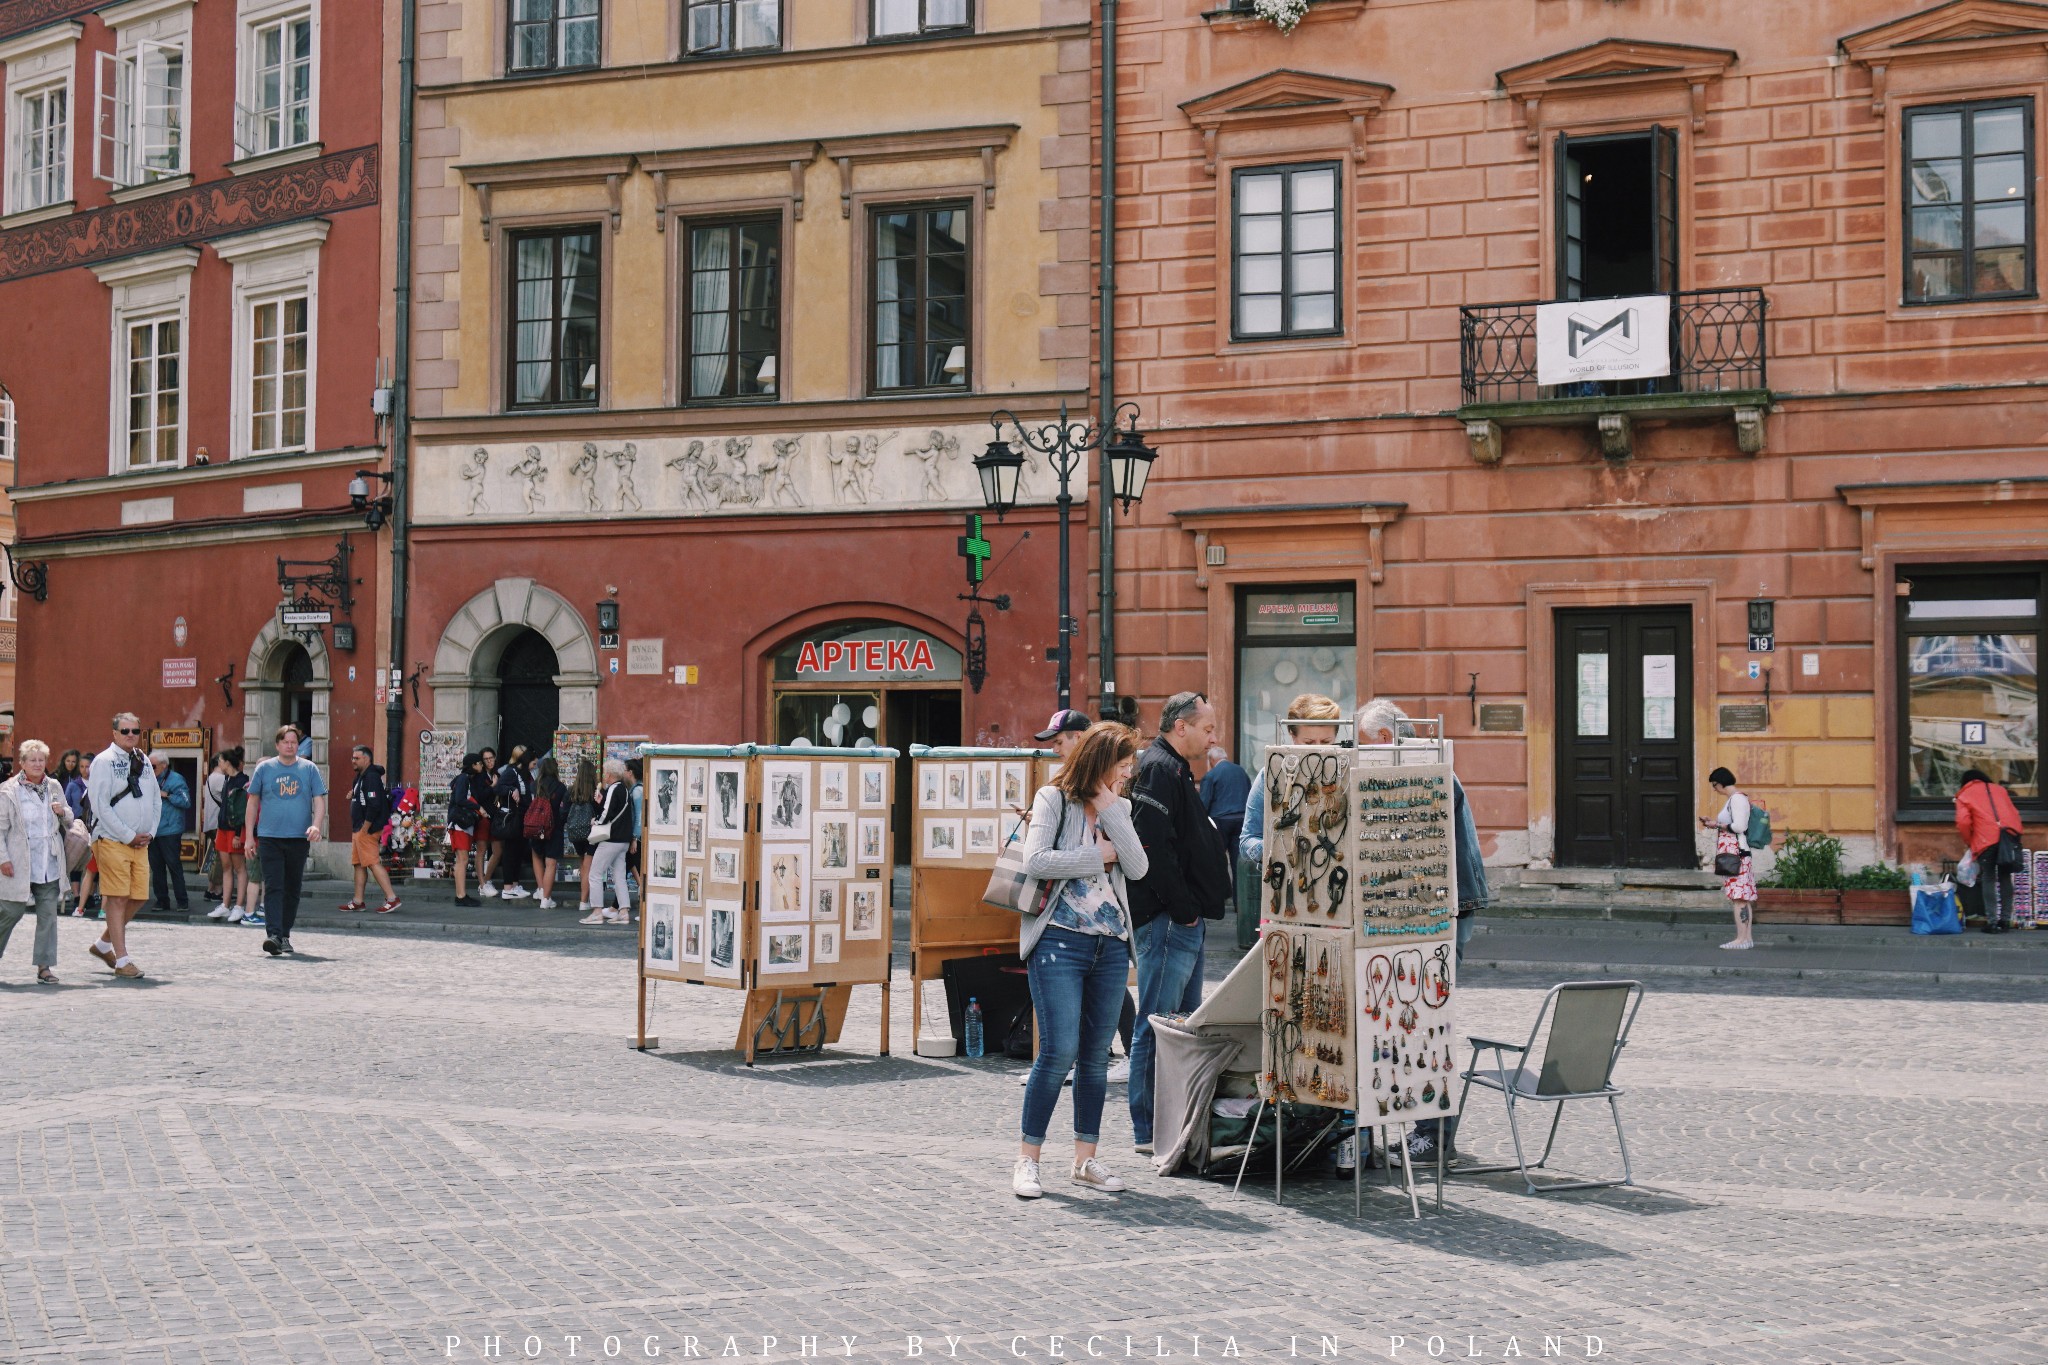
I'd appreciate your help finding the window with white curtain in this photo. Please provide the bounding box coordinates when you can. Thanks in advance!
[237,8,316,156]
[509,0,600,73]
[870,203,969,392]
[125,316,182,469]
[94,36,188,187]
[249,295,309,453]
[7,85,69,213]
[685,0,779,55]
[687,219,780,401]
[508,226,601,407]
[872,0,970,40]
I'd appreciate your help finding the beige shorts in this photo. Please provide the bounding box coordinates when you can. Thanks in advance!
[94,838,151,901]
[351,830,382,867]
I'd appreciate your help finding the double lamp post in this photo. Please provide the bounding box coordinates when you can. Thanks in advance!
[972,402,1158,716]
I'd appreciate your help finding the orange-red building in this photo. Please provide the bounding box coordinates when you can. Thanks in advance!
[0,0,391,844]
[1096,0,2047,873]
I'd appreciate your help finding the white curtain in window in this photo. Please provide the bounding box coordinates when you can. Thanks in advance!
[691,230,732,397]
[875,0,918,36]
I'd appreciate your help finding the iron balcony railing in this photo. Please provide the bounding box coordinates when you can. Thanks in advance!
[1458,287,1768,407]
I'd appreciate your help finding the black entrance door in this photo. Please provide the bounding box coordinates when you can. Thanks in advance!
[886,689,962,848]
[496,629,560,758]
[1555,607,1693,868]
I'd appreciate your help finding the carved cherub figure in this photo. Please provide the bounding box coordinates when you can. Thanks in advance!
[571,443,602,512]
[508,445,547,514]
[611,443,644,512]
[461,447,490,515]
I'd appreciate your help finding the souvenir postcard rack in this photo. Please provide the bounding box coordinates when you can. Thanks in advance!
[634,744,898,1064]
[1253,721,1461,1215]
[905,745,1058,1056]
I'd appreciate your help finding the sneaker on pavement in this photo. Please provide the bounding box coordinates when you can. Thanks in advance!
[1133,1141,1153,1156]
[1106,1058,1132,1084]
[113,961,143,979]
[244,913,266,928]
[377,898,402,914]
[536,896,557,909]
[1012,1158,1044,1199]
[338,901,366,912]
[453,895,480,907]
[89,941,116,968]
[501,886,531,900]
[262,937,284,957]
[579,910,608,925]
[226,907,247,923]
[280,938,295,955]
[207,903,232,920]
[479,882,499,898]
[1072,1157,1125,1191]
[1390,1132,1449,1169]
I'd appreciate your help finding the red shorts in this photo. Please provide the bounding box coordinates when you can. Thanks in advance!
[449,828,473,852]
[215,829,241,854]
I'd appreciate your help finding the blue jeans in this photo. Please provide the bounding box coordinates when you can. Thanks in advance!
[1129,915,1206,1145]
[1020,925,1130,1147]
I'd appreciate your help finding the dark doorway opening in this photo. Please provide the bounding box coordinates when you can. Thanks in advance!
[1554,606,1694,869]
[887,688,961,849]
[279,643,315,746]
[497,629,561,759]
[1556,127,1679,300]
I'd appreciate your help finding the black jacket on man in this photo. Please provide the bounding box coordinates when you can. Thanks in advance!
[1127,735,1232,928]
[349,764,392,834]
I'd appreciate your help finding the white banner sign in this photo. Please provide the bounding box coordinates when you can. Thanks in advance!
[1535,294,1671,386]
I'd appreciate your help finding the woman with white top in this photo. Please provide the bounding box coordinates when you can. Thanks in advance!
[0,740,75,983]
[1700,766,1756,950]
[1013,721,1149,1200]
[581,760,636,926]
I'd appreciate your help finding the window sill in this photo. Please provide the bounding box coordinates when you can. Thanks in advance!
[866,27,975,45]
[1894,807,2048,824]
[502,63,602,80]
[0,200,76,229]
[1888,293,2043,324]
[679,45,784,62]
[1222,332,1348,354]
[684,394,782,408]
[1202,1,1366,34]
[227,141,324,177]
[109,174,193,204]
[504,402,602,415]
[867,386,972,399]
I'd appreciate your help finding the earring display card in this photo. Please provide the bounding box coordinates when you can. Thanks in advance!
[1356,935,1460,1122]
[1261,746,1354,929]
[1258,924,1355,1111]
[1352,761,1458,939]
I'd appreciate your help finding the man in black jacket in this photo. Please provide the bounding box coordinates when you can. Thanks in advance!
[1126,690,1231,1154]
[343,746,401,914]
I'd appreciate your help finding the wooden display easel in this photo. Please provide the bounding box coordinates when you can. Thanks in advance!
[631,744,899,1065]
[905,745,1057,1055]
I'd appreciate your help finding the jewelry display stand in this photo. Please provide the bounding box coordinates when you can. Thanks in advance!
[632,744,898,1065]
[904,745,1058,1057]
[1248,722,1461,1217]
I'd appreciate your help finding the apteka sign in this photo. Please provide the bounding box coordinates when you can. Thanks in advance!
[795,638,938,676]
[1534,294,1671,386]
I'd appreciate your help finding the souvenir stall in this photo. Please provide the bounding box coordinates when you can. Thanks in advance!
[633,744,899,1064]
[905,745,1057,1056]
[1247,721,1462,1213]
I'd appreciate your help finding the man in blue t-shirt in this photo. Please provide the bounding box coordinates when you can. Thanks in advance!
[243,724,329,957]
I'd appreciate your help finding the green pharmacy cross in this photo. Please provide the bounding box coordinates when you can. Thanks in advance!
[958,514,992,585]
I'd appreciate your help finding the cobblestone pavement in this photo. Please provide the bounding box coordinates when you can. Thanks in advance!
[1,921,2044,1365]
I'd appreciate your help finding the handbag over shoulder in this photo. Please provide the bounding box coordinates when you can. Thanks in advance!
[984,797,1068,914]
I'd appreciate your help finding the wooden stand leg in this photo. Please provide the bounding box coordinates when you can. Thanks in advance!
[634,972,653,1051]
[910,976,922,1053]
[879,982,891,1057]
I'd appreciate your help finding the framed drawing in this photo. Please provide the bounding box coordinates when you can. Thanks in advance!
[649,843,682,887]
[966,818,998,855]
[922,818,963,860]
[819,763,849,810]
[686,759,708,804]
[944,763,970,810]
[761,844,809,922]
[846,886,883,939]
[710,846,741,884]
[649,762,684,834]
[680,914,705,963]
[859,764,889,810]
[971,762,997,810]
[705,901,741,980]
[1000,762,1028,810]
[684,812,705,857]
[684,866,704,907]
[710,763,746,837]
[814,879,840,923]
[918,765,943,810]
[814,923,840,964]
[760,925,809,975]
[815,816,851,874]
[644,896,681,972]
[857,816,886,864]
[763,761,809,837]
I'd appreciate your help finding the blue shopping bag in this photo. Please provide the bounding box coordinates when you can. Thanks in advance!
[1911,884,1961,936]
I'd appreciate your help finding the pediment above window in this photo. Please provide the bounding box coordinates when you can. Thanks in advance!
[1179,69,1395,175]
[1841,0,2048,112]
[1497,39,1736,147]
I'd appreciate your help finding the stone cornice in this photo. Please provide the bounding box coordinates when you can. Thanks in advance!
[1180,69,1396,174]
[1497,39,1738,147]
[8,445,376,503]
[1838,476,2048,569]
[1839,0,2048,113]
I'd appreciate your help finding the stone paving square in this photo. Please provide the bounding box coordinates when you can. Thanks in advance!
[1,921,2044,1365]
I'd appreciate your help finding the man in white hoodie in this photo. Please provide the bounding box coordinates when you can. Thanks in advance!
[85,712,161,979]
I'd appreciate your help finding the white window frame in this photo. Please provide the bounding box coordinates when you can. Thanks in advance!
[216,219,327,461]
[91,246,199,474]
[235,0,320,160]
[0,22,82,219]
[0,387,14,465]
[93,0,194,190]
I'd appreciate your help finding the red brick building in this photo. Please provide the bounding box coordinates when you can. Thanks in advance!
[0,0,389,843]
[1098,0,2048,873]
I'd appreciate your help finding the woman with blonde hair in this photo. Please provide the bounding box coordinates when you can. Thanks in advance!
[0,740,75,983]
[580,758,635,925]
[1238,693,1343,870]
[1012,721,1149,1200]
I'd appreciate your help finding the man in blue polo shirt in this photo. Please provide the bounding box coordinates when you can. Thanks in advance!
[243,724,329,957]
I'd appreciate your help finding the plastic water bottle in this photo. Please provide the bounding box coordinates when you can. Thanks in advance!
[1911,867,1925,888]
[965,998,985,1058]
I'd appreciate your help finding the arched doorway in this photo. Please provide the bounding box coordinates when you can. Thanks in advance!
[496,629,560,757]
[242,619,333,764]
[279,643,315,743]
[426,578,601,755]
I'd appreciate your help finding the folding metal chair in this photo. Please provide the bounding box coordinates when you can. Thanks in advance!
[1454,980,1644,1194]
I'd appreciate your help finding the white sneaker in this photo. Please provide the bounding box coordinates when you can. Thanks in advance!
[207,903,231,920]
[1012,1158,1043,1199]
[1072,1157,1125,1192]
[1106,1058,1132,1084]
[501,886,531,900]
[537,897,557,910]
[479,882,499,898]
[576,903,591,916]
[226,907,246,923]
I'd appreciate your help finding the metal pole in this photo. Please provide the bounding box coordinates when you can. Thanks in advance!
[1056,452,1073,712]
[1095,0,1118,721]
[384,0,418,782]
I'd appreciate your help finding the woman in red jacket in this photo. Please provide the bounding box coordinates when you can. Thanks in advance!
[1954,770,2024,933]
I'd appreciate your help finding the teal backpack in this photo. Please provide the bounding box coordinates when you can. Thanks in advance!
[1745,802,1773,849]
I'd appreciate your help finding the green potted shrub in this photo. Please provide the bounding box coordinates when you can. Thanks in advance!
[1754,831,1844,923]
[1839,861,1913,925]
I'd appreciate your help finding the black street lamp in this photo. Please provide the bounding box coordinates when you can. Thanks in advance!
[974,401,1158,711]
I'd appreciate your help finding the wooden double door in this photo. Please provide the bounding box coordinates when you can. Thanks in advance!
[1555,608,1694,869]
